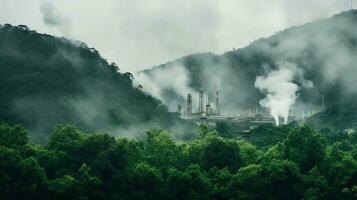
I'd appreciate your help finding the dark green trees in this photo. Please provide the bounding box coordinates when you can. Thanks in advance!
[282,125,326,173]
[0,122,27,148]
[0,122,356,199]
[202,134,241,172]
[230,160,303,200]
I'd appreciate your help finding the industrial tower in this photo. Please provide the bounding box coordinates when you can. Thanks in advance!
[216,90,220,115]
[198,89,204,114]
[187,93,192,115]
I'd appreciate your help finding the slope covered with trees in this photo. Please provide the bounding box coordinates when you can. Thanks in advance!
[142,10,357,131]
[0,122,356,200]
[0,24,192,142]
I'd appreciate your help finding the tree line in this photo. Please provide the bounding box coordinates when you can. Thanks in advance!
[0,122,356,200]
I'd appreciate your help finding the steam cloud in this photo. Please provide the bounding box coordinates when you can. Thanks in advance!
[40,1,71,36]
[135,63,195,110]
[255,64,299,126]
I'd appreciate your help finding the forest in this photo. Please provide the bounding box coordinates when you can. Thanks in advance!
[1,9,357,200]
[0,122,356,200]
[0,24,191,143]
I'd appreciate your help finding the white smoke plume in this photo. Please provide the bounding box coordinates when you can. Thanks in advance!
[255,64,299,126]
[135,63,195,110]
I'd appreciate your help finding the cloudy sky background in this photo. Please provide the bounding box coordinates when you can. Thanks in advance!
[0,0,354,72]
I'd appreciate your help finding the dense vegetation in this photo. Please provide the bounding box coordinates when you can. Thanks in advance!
[0,24,192,142]
[143,10,357,130]
[0,122,356,200]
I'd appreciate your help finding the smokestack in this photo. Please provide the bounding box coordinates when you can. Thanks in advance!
[199,89,204,114]
[206,104,211,115]
[216,90,220,115]
[187,93,192,115]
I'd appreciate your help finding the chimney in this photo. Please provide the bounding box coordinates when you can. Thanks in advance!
[206,104,211,115]
[215,90,220,115]
[187,93,192,115]
[199,89,204,114]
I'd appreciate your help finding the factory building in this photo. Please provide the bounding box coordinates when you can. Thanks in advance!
[179,89,318,131]
[184,89,221,116]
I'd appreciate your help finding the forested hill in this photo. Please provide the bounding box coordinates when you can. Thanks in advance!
[141,10,357,130]
[0,24,189,142]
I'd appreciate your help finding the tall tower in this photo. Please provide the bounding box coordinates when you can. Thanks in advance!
[187,93,192,115]
[322,95,325,111]
[215,90,220,115]
[198,89,204,114]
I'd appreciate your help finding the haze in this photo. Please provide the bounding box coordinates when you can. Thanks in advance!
[0,0,352,72]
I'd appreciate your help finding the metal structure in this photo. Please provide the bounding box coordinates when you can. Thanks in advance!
[216,90,220,115]
[186,93,192,115]
[206,104,211,115]
[198,89,204,114]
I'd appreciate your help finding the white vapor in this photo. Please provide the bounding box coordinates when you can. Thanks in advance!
[255,64,299,126]
[135,64,195,110]
[0,0,350,72]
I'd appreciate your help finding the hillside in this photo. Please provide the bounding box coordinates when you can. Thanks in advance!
[0,24,192,142]
[140,10,357,130]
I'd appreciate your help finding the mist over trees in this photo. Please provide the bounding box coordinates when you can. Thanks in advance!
[140,10,357,130]
[1,8,357,200]
[0,23,193,143]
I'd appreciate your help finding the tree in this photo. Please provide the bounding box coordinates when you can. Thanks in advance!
[48,125,87,153]
[48,175,81,199]
[145,129,181,169]
[303,167,328,200]
[202,134,241,172]
[282,125,326,173]
[78,163,102,199]
[238,140,261,167]
[16,157,47,196]
[0,123,28,148]
[129,162,164,199]
[229,164,264,200]
[0,146,22,199]
[166,164,212,200]
[322,145,357,199]
[230,160,303,200]
[208,167,232,200]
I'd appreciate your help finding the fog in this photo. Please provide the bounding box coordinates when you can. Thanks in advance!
[0,0,353,72]
[136,10,357,124]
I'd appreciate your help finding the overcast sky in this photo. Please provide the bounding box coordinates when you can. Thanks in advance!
[0,0,353,72]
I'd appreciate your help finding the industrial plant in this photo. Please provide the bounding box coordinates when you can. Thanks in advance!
[177,89,319,131]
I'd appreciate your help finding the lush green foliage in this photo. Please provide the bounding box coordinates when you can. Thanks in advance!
[0,122,356,200]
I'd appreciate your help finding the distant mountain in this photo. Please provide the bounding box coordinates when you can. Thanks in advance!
[141,10,357,130]
[0,24,191,142]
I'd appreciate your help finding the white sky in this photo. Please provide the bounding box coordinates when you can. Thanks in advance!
[0,0,353,72]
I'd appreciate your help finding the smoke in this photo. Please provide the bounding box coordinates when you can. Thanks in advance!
[40,1,71,36]
[135,63,195,110]
[255,64,299,125]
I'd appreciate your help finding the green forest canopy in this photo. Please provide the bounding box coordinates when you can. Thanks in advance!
[0,122,356,200]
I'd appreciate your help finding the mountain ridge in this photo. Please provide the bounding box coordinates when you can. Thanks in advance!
[140,10,357,130]
[0,23,192,142]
